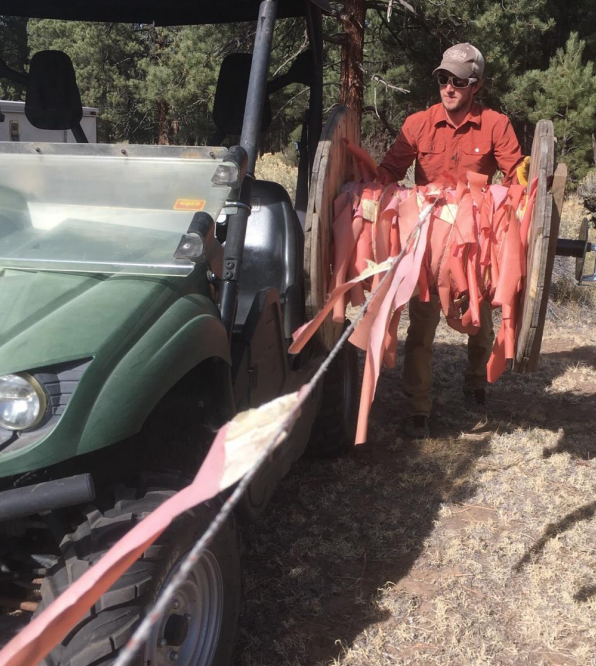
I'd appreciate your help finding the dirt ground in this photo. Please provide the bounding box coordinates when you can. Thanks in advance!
[236,204,596,666]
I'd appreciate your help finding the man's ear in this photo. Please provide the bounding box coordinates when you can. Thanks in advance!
[473,80,484,95]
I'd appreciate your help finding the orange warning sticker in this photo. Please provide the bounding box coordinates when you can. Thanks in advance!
[174,199,206,211]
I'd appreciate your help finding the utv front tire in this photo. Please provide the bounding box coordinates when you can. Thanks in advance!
[37,490,241,666]
[306,341,359,457]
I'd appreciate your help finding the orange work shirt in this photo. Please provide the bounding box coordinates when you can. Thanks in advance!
[378,102,523,187]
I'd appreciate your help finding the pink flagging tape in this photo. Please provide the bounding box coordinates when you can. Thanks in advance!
[357,213,430,444]
[0,393,303,666]
[291,199,437,444]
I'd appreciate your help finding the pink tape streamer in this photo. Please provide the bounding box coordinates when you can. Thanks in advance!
[356,217,430,443]
[291,189,433,445]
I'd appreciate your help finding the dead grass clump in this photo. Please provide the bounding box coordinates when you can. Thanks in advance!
[254,151,298,202]
[550,273,595,307]
[577,169,596,213]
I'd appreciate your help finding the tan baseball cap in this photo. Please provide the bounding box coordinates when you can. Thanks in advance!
[432,43,485,79]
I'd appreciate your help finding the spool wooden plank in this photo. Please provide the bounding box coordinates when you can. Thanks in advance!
[304,106,360,349]
[576,217,590,281]
[513,120,563,372]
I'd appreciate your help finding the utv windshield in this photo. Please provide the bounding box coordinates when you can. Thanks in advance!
[0,143,231,277]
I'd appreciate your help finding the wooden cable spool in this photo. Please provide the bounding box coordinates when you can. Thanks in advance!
[514,120,567,372]
[304,106,360,350]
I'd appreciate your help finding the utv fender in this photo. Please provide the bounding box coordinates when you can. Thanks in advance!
[0,292,230,477]
[78,313,231,455]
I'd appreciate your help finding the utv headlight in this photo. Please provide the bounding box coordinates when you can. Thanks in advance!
[0,374,47,431]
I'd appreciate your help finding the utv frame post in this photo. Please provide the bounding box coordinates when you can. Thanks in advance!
[219,0,279,336]
[295,0,324,220]
[306,1,324,175]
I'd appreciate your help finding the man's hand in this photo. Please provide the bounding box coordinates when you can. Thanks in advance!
[516,156,531,186]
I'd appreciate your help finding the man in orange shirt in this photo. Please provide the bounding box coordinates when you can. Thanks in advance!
[378,43,525,439]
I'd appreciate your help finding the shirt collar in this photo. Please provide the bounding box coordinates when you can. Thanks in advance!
[433,102,482,129]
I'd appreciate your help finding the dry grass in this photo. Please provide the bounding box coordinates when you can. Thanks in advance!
[237,193,596,666]
[254,151,298,202]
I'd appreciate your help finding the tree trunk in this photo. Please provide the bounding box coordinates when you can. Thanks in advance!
[153,26,170,145]
[340,0,367,123]
[157,98,169,145]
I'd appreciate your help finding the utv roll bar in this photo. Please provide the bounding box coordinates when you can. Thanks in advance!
[218,0,324,336]
[218,0,279,334]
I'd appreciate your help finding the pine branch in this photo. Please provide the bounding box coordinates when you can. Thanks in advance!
[364,105,398,137]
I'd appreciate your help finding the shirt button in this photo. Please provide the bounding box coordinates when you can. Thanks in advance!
[475,148,480,153]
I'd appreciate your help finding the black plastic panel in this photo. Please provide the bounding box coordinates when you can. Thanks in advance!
[0,359,91,455]
[0,0,330,24]
[236,180,304,338]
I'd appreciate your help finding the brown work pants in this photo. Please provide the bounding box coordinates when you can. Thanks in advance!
[403,295,494,417]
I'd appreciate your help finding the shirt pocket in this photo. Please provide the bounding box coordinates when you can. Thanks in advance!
[416,140,446,182]
[461,139,492,172]
[419,140,445,157]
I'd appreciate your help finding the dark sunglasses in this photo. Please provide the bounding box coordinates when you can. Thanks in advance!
[437,74,478,89]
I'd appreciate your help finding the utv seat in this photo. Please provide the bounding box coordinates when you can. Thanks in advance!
[0,49,88,142]
[26,50,88,143]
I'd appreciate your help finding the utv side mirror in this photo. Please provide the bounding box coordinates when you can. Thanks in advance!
[212,54,272,139]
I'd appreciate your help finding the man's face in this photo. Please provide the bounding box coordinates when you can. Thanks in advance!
[438,70,482,113]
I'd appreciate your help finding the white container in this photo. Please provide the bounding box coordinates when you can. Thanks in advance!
[0,100,98,143]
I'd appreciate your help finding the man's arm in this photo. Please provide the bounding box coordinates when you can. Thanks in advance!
[493,116,524,186]
[377,118,418,185]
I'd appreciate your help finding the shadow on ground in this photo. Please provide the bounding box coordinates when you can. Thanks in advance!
[236,338,596,665]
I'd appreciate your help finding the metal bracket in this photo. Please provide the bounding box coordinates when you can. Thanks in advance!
[555,217,596,284]
[222,258,239,281]
[173,234,204,262]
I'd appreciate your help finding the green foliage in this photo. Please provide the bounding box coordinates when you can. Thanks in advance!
[519,34,596,183]
[0,16,28,99]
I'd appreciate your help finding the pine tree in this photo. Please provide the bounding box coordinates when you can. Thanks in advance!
[509,33,596,183]
[0,16,28,99]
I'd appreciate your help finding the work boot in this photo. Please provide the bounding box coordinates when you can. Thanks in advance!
[464,388,487,409]
[404,415,430,439]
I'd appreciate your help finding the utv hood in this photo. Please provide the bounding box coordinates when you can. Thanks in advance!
[0,268,186,374]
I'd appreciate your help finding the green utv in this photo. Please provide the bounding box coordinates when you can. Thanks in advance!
[0,1,359,664]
